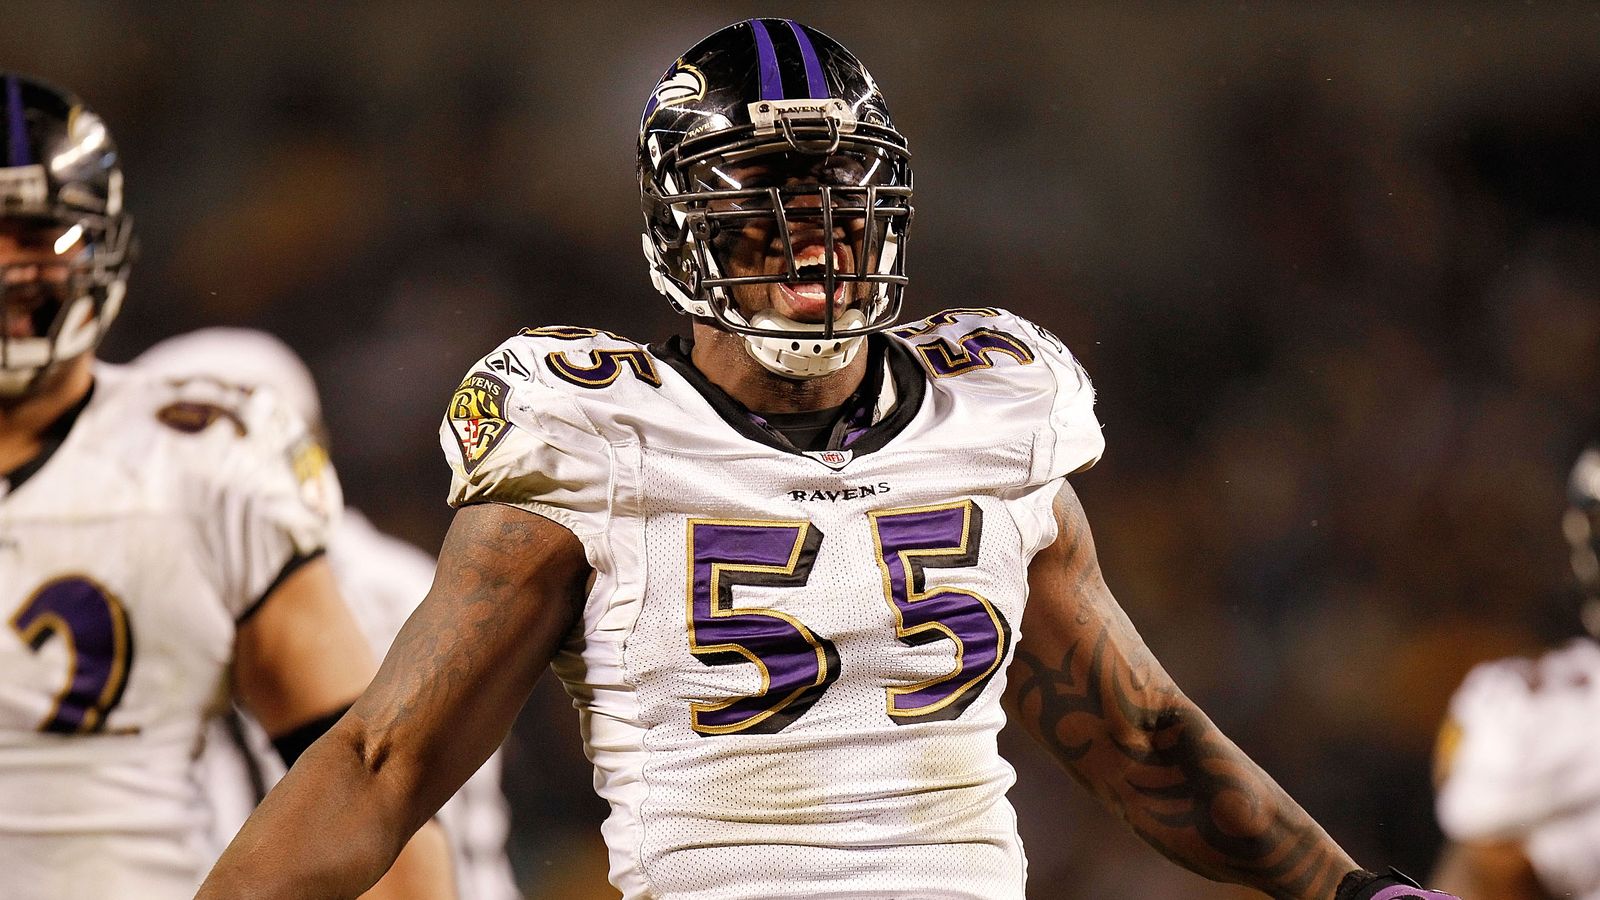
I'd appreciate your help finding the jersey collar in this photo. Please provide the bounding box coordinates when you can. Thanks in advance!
[649,333,926,457]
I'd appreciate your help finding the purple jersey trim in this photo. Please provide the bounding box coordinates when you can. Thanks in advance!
[749,19,784,100]
[6,76,28,167]
[786,20,827,99]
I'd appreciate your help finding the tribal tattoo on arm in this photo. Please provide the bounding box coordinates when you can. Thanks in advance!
[1005,482,1358,900]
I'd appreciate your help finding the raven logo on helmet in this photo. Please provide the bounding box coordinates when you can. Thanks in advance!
[642,60,707,127]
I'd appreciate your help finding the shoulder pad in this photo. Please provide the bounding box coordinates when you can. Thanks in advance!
[107,365,341,616]
[440,328,621,535]
[149,372,278,439]
[137,370,334,511]
[890,307,1103,479]
[514,325,662,392]
[891,307,1047,377]
[1436,639,1600,839]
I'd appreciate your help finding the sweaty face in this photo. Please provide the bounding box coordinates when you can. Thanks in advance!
[0,221,84,341]
[693,150,895,328]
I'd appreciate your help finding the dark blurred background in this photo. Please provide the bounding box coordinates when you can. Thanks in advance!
[8,2,1600,897]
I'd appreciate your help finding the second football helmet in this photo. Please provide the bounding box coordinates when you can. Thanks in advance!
[1565,445,1600,637]
[0,74,132,397]
[638,19,913,379]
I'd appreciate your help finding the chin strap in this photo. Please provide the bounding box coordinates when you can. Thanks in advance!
[743,309,867,379]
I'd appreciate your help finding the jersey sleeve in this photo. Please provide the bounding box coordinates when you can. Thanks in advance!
[889,307,1104,487]
[1016,315,1105,484]
[1435,640,1600,841]
[438,335,612,539]
[172,379,343,621]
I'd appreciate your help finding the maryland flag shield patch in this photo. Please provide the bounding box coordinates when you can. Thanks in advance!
[448,373,512,474]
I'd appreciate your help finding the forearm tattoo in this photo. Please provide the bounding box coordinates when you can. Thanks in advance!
[1009,490,1352,899]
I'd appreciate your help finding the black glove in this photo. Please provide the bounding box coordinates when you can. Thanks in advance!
[1335,868,1461,900]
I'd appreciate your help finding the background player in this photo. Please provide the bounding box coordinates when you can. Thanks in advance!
[199,21,1458,900]
[137,327,521,900]
[0,74,453,898]
[1430,444,1600,899]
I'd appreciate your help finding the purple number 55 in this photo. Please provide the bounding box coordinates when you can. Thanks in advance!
[869,500,1009,723]
[686,519,841,736]
[685,500,1008,735]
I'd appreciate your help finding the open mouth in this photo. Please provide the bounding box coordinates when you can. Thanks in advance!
[776,241,850,321]
[2,284,65,340]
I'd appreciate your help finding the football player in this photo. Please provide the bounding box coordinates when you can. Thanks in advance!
[199,21,1458,900]
[136,327,521,900]
[1431,444,1600,899]
[0,75,454,898]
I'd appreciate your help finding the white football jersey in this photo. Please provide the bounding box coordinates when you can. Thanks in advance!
[1436,637,1600,898]
[0,362,338,899]
[197,509,520,900]
[440,308,1103,900]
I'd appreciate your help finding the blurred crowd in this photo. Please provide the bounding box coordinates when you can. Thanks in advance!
[6,3,1598,897]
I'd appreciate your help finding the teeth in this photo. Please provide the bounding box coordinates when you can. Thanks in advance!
[793,244,840,269]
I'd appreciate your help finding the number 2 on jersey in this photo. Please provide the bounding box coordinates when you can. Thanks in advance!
[9,576,134,734]
[686,500,1009,736]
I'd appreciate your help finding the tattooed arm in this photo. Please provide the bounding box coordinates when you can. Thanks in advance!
[1004,480,1359,899]
[198,502,591,899]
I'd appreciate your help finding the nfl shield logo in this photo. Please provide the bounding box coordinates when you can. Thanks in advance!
[805,449,853,471]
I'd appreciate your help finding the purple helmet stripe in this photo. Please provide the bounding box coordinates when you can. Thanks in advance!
[785,21,827,99]
[748,19,784,100]
[6,76,29,167]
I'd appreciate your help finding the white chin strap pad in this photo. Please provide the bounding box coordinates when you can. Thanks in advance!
[742,309,868,380]
[0,367,35,397]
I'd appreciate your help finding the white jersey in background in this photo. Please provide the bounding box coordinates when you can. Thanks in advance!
[1436,637,1600,899]
[197,508,520,900]
[441,308,1104,900]
[0,363,338,900]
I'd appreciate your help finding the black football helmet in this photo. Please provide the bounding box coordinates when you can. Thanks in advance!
[639,19,912,378]
[0,74,132,397]
[1565,445,1600,636]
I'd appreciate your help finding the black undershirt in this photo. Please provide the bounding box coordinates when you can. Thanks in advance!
[755,403,847,452]
[649,333,927,458]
